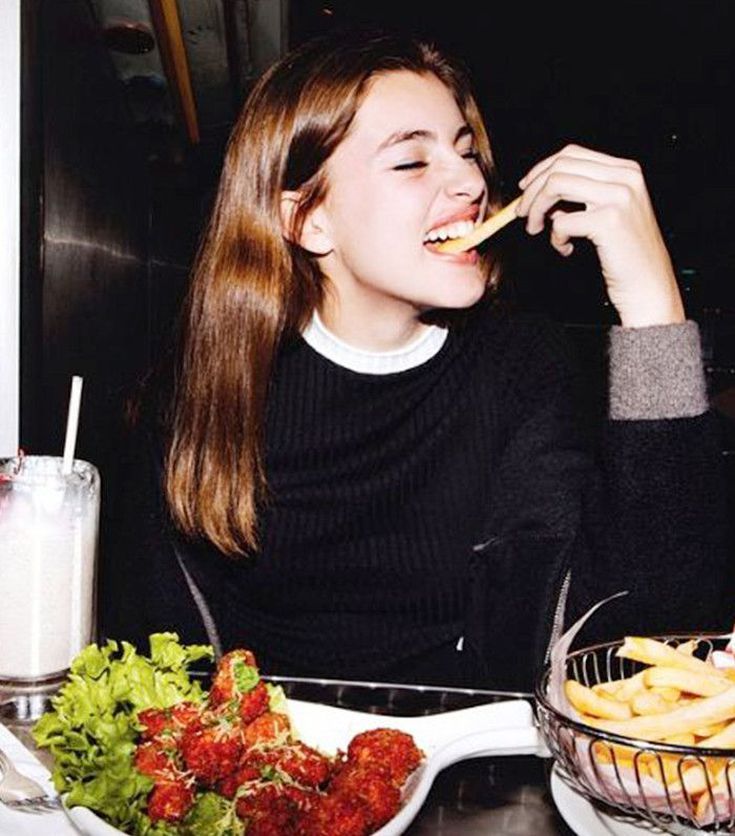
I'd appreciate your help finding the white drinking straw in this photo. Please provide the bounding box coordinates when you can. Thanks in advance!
[62,375,83,476]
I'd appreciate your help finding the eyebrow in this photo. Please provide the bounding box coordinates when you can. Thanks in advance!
[376,124,474,154]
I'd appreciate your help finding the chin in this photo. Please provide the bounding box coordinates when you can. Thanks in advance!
[430,279,487,311]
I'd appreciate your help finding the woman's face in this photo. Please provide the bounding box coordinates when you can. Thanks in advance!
[309,70,489,349]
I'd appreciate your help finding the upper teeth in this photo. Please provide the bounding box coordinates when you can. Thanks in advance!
[424,219,477,243]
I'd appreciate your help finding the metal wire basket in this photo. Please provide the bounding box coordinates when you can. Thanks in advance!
[535,634,735,833]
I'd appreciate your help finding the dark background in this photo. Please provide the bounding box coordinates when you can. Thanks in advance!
[18,0,735,493]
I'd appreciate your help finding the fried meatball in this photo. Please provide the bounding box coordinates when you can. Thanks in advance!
[134,742,177,779]
[216,759,262,799]
[235,783,314,833]
[261,743,334,788]
[138,701,203,742]
[239,681,270,725]
[248,817,297,836]
[298,792,373,836]
[242,712,290,749]
[329,763,400,829]
[137,708,171,741]
[209,649,259,705]
[346,728,423,787]
[180,726,243,784]
[170,700,203,731]
[147,778,195,823]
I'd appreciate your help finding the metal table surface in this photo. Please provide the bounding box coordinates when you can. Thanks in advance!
[2,677,577,835]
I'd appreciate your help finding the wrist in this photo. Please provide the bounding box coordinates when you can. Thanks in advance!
[617,293,686,329]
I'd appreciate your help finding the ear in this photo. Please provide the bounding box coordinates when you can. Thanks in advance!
[280,190,333,256]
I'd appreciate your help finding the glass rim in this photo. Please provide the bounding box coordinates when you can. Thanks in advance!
[0,455,100,489]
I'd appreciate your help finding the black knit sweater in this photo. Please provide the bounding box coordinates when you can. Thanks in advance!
[101,302,729,691]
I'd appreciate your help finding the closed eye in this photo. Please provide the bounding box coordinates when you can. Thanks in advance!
[392,161,428,171]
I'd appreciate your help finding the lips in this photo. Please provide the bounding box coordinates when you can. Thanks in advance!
[423,206,481,246]
[423,241,479,265]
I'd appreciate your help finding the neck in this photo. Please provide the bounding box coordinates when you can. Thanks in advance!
[319,294,429,352]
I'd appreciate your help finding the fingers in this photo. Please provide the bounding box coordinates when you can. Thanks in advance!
[549,205,605,253]
[518,157,642,225]
[517,144,646,234]
[549,211,574,257]
[515,144,684,326]
[518,143,640,192]
[523,173,634,236]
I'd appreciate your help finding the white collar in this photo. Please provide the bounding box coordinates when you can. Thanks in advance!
[302,311,448,375]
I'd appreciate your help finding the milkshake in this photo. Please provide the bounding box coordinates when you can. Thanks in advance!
[0,455,99,681]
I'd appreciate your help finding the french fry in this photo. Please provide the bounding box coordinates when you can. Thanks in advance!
[590,740,636,768]
[650,686,681,702]
[435,197,520,254]
[577,713,603,725]
[617,637,729,680]
[631,690,674,716]
[615,670,647,701]
[695,789,711,822]
[565,679,633,720]
[681,760,712,796]
[644,666,731,697]
[697,719,735,749]
[663,733,696,746]
[677,639,699,657]
[691,761,733,821]
[594,686,735,741]
[592,681,622,698]
[693,722,728,738]
[648,752,683,787]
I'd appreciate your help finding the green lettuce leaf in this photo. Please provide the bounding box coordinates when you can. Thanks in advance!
[32,633,213,835]
[265,683,288,715]
[182,792,244,836]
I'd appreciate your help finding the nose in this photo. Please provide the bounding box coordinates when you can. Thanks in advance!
[443,155,485,203]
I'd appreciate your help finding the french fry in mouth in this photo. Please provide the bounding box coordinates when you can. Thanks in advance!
[435,197,521,253]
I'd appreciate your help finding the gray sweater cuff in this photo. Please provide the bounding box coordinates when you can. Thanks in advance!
[608,321,709,420]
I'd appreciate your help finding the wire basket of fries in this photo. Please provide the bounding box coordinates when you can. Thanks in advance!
[536,634,735,833]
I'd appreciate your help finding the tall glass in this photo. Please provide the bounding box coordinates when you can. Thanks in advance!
[0,455,100,719]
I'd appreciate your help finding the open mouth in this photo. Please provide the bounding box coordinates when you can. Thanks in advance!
[423,218,478,246]
[422,214,483,255]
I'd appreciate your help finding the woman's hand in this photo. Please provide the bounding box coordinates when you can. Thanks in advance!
[516,144,685,328]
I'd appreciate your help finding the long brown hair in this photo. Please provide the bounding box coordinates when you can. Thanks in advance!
[166,31,502,555]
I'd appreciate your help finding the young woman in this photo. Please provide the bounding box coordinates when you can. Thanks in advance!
[101,32,727,691]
